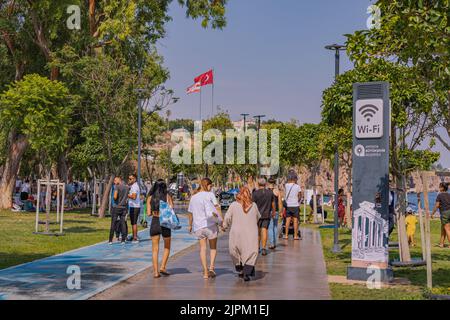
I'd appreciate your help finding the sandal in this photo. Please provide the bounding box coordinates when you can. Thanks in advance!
[208,269,216,278]
[283,235,288,240]
[294,237,300,240]
[160,269,170,276]
[153,273,161,278]
[203,272,209,279]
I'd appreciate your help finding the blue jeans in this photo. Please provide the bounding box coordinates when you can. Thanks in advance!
[268,212,280,247]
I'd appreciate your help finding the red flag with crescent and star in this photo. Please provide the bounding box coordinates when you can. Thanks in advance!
[194,70,214,86]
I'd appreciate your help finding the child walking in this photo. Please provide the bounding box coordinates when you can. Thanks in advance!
[405,207,417,247]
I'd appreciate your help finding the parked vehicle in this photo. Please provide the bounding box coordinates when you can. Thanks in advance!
[219,192,235,210]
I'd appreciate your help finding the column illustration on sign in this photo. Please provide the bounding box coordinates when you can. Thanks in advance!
[352,201,389,263]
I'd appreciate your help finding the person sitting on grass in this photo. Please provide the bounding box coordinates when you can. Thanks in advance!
[405,207,417,247]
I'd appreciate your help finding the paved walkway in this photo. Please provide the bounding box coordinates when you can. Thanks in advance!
[0,216,196,300]
[92,228,331,300]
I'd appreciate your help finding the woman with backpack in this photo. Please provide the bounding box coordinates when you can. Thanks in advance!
[146,179,174,278]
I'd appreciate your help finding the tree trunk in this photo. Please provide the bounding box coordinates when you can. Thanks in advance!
[57,153,69,182]
[89,0,97,36]
[45,169,51,233]
[345,162,352,228]
[98,174,114,218]
[396,172,411,262]
[0,132,28,209]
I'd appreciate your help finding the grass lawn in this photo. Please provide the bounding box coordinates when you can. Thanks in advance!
[1,208,144,270]
[305,206,450,299]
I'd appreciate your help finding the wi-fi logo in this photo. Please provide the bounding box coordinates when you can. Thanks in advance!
[359,104,379,122]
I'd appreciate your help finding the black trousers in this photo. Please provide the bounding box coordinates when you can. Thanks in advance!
[109,207,127,242]
[235,263,255,277]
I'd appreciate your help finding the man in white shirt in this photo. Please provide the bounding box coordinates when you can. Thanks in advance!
[127,174,140,243]
[284,171,302,240]
[20,179,31,201]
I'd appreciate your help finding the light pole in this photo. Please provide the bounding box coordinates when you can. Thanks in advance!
[136,89,144,190]
[325,44,346,253]
[240,113,249,132]
[254,115,265,176]
[166,109,171,184]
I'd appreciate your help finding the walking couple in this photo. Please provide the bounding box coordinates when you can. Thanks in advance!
[187,178,266,282]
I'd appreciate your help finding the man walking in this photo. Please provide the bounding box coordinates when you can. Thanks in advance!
[284,171,302,240]
[109,176,128,244]
[252,178,275,256]
[128,174,141,244]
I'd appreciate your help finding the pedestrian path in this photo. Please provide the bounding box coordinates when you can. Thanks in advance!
[0,216,196,300]
[92,227,331,300]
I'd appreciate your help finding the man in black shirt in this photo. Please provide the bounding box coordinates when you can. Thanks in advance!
[431,182,450,248]
[252,178,275,256]
[109,176,129,244]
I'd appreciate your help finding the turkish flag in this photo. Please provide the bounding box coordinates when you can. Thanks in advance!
[194,70,214,86]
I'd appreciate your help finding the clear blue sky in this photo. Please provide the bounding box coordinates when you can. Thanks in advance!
[157,0,450,167]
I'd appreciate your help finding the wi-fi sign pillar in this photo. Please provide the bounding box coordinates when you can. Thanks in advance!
[347,81,393,282]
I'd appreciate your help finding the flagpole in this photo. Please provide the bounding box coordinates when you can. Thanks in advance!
[199,87,202,121]
[212,68,214,118]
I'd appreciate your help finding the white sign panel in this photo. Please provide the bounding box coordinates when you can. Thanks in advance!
[355,99,383,139]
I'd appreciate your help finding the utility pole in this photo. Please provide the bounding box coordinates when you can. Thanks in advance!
[325,44,346,253]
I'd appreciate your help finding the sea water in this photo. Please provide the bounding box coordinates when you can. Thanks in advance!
[323,192,439,212]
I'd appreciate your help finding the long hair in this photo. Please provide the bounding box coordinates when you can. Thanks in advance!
[194,178,212,195]
[151,179,167,202]
[236,187,253,213]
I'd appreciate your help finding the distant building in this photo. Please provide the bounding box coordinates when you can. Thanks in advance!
[232,119,256,131]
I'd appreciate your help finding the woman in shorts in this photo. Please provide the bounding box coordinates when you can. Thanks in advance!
[147,179,174,278]
[188,178,223,279]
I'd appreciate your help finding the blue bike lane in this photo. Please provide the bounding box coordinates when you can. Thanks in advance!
[0,216,196,300]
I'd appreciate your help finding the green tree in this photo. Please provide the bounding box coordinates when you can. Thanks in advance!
[346,0,449,150]
[0,74,72,208]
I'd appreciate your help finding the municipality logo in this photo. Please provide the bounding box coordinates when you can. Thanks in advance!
[354,144,365,157]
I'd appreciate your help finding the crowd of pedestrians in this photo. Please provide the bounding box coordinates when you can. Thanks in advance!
[116,170,305,282]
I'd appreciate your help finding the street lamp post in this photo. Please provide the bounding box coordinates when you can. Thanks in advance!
[240,113,249,132]
[254,115,265,176]
[325,44,346,254]
[136,89,144,190]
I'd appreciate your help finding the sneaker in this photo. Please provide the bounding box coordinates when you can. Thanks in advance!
[121,241,126,245]
[132,240,139,244]
[108,242,113,245]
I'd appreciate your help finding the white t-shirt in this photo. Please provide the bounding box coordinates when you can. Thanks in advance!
[20,183,30,193]
[128,182,141,208]
[284,183,301,207]
[188,191,219,232]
